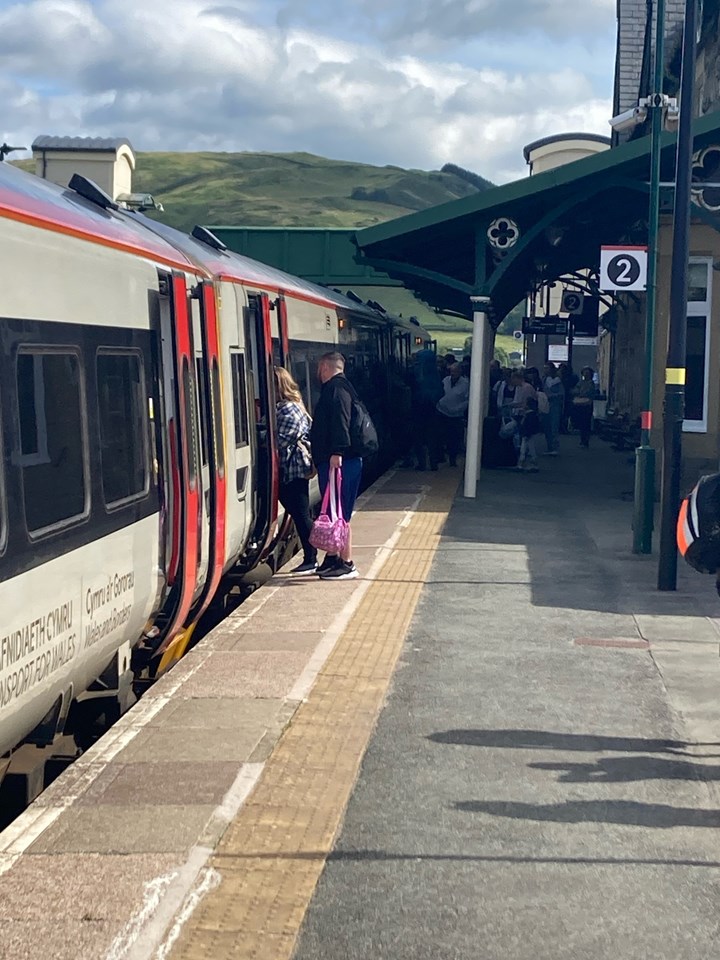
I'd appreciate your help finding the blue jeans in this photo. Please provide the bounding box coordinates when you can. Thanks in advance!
[317,458,363,520]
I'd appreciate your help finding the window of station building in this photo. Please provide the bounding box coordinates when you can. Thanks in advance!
[96,351,149,506]
[230,352,249,447]
[684,259,712,433]
[17,350,88,534]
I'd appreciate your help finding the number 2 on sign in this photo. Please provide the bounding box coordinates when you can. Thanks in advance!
[615,258,633,283]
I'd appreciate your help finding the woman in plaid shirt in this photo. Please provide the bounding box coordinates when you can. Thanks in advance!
[275,366,318,574]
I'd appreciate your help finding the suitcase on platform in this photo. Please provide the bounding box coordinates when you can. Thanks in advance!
[482,417,517,469]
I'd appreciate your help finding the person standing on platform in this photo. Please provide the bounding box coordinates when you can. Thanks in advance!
[436,363,469,467]
[559,363,578,433]
[275,366,317,575]
[542,361,564,456]
[407,347,443,471]
[310,352,363,580]
[495,368,515,417]
[571,366,598,448]
[517,397,542,472]
[509,370,536,414]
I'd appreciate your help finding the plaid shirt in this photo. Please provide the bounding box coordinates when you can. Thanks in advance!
[276,400,312,483]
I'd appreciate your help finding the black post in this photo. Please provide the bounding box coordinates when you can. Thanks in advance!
[658,0,697,591]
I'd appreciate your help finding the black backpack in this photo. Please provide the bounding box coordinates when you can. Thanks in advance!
[349,394,379,458]
[677,472,720,574]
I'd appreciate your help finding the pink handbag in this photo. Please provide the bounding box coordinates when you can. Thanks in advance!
[309,467,349,554]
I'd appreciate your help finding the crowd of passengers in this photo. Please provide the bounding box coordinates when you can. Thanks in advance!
[400,349,600,474]
[489,359,599,471]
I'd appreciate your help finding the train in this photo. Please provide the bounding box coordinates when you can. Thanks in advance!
[0,160,431,792]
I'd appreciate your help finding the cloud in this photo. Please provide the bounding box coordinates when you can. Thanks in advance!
[0,0,614,183]
[276,0,616,47]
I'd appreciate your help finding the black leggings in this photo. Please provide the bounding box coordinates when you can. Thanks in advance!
[572,404,593,446]
[279,478,317,563]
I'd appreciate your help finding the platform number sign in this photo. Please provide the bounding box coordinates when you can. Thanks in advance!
[600,245,648,292]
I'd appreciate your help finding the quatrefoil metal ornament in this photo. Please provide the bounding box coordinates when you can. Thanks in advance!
[487,217,520,251]
[691,145,720,213]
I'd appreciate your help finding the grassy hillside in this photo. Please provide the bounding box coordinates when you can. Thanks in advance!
[124,151,490,234]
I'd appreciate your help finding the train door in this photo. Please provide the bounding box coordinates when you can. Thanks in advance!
[272,294,294,540]
[152,270,203,662]
[238,292,278,568]
[190,295,211,595]
[185,280,227,627]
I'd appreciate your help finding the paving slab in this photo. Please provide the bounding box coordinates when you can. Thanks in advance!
[77,761,241,806]
[29,805,215,854]
[1,920,116,960]
[0,852,181,920]
[216,631,324,653]
[174,649,310,699]
[113,719,265,763]
[152,696,291,730]
[635,613,720,643]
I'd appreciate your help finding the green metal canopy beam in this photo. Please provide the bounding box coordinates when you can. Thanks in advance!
[355,256,475,297]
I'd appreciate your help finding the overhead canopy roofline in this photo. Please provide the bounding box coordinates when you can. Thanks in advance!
[353,110,720,321]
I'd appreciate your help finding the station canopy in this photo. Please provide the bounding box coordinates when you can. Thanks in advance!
[353,111,720,325]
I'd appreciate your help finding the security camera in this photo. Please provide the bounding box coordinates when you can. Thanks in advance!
[664,102,680,130]
[608,106,648,134]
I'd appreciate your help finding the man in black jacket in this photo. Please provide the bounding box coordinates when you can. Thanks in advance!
[310,352,362,580]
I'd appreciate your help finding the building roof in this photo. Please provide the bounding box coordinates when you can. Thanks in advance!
[523,133,612,163]
[31,136,134,153]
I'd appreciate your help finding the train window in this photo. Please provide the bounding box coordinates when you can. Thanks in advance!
[17,350,88,534]
[182,358,198,493]
[195,357,209,467]
[291,358,312,412]
[210,358,225,480]
[230,352,249,448]
[96,351,149,507]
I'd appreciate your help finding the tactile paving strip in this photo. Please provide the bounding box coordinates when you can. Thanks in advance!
[168,471,458,960]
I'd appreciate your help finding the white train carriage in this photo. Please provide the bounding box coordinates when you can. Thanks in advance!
[0,165,208,768]
[0,160,432,795]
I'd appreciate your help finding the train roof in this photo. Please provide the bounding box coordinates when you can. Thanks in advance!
[126,212,381,316]
[0,161,196,272]
[137,216,433,336]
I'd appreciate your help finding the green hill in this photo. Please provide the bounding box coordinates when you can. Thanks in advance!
[125,151,491,233]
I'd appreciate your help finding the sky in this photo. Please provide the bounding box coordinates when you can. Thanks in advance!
[0,0,618,183]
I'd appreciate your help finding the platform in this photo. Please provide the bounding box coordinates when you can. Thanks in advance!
[0,466,458,960]
[3,438,720,960]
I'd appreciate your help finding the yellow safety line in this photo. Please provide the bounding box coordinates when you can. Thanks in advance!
[168,471,458,960]
[665,367,686,385]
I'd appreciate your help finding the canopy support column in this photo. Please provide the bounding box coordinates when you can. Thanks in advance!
[464,296,491,498]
